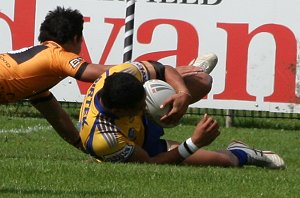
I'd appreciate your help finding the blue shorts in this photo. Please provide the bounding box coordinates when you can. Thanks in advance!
[142,116,167,157]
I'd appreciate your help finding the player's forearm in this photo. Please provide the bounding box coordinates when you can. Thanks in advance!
[47,108,82,147]
[148,149,184,164]
[128,145,184,165]
[31,96,84,151]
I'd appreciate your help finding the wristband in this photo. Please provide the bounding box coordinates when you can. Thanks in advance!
[178,138,199,158]
[186,138,199,152]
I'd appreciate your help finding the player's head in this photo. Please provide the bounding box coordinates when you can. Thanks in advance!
[101,72,146,117]
[38,6,84,45]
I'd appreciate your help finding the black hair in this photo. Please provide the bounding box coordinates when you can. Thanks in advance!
[101,72,145,110]
[38,6,84,44]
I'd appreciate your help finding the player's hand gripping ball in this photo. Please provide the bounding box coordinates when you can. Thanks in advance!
[143,79,178,128]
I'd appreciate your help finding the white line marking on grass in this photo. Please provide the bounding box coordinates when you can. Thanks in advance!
[0,124,52,134]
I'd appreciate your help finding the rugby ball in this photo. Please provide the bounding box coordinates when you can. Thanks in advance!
[143,79,178,128]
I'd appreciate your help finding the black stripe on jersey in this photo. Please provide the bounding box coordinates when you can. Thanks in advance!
[74,62,88,80]
[8,45,48,64]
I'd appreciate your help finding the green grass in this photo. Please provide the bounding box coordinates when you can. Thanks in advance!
[0,115,300,198]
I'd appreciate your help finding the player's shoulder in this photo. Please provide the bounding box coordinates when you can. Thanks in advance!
[40,41,66,58]
[43,41,87,69]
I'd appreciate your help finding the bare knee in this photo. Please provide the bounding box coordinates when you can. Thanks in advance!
[183,73,213,103]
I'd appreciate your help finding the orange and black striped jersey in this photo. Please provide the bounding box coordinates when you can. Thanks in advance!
[0,41,88,103]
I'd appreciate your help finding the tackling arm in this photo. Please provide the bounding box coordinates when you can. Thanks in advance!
[30,91,85,152]
[78,63,112,82]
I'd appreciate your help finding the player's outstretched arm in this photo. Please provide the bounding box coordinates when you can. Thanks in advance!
[78,63,112,82]
[126,114,220,164]
[30,92,85,152]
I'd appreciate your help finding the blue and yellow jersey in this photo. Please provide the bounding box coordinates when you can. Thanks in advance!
[79,62,155,162]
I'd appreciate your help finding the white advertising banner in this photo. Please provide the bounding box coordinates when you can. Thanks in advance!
[0,0,299,113]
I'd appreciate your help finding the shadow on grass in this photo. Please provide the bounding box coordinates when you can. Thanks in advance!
[0,187,116,197]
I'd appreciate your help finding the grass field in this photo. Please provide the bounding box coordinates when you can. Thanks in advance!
[0,113,300,198]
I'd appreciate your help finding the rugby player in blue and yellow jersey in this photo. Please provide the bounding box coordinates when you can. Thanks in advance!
[79,61,285,169]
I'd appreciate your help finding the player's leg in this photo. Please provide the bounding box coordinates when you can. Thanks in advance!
[166,140,285,169]
[166,140,239,167]
[227,140,285,169]
[183,149,239,167]
[182,72,213,104]
[175,53,218,104]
